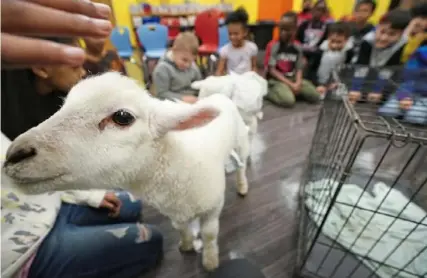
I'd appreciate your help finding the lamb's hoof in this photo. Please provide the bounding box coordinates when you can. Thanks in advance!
[237,183,248,197]
[237,191,248,198]
[179,241,196,253]
[202,253,219,271]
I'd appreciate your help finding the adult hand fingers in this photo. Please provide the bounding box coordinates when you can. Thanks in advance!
[28,0,111,19]
[2,0,112,38]
[1,34,86,69]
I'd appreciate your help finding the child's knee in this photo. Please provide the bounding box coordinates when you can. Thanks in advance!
[134,223,164,265]
[404,109,427,125]
[140,224,164,248]
[267,88,295,107]
[301,81,320,103]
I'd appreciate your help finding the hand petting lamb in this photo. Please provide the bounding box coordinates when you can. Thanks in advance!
[2,72,250,271]
[191,71,268,147]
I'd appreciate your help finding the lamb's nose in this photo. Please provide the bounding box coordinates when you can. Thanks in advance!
[5,146,37,165]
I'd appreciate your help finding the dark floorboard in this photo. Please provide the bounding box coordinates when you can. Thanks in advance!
[142,102,321,278]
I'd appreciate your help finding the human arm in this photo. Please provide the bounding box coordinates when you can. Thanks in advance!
[215,45,228,76]
[251,56,258,72]
[316,23,330,48]
[61,190,107,208]
[215,58,227,76]
[250,42,258,72]
[268,67,294,87]
[296,21,308,45]
[294,70,303,93]
[355,41,370,65]
[182,65,203,99]
[396,74,414,102]
[345,49,355,64]
[292,47,306,92]
[61,190,122,217]
[264,40,275,71]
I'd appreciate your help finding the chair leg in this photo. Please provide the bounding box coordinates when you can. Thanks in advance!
[142,56,150,88]
[198,55,210,78]
[143,58,161,89]
[207,54,218,77]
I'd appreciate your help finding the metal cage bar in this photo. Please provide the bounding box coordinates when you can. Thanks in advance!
[295,65,427,278]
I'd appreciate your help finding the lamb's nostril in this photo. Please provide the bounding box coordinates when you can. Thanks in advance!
[5,147,37,165]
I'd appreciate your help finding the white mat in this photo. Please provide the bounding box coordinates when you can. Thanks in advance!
[305,179,427,278]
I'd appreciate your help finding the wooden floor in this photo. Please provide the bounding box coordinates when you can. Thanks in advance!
[142,102,321,278]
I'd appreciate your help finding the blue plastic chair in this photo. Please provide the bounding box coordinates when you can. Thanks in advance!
[218,25,229,51]
[110,26,133,59]
[142,16,161,24]
[137,23,168,59]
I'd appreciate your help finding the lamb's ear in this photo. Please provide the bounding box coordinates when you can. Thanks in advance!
[150,104,220,137]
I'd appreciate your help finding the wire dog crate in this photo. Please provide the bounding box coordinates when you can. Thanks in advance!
[295,65,427,278]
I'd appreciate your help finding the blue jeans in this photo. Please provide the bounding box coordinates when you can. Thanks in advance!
[29,192,163,278]
[378,96,427,125]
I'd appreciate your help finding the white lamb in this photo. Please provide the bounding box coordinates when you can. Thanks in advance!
[3,72,250,271]
[191,71,268,148]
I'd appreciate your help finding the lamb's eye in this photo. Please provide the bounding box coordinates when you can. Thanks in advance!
[112,110,135,126]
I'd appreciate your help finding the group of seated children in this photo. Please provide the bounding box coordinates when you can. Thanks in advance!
[150,1,427,125]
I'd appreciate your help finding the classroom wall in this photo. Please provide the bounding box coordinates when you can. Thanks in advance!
[112,0,258,46]
[165,0,258,23]
[111,0,137,45]
[371,0,391,23]
[293,0,356,19]
[292,0,391,23]
[111,0,392,47]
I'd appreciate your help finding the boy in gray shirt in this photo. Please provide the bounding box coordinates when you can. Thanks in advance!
[152,32,202,103]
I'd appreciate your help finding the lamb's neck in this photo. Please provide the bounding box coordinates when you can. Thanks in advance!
[133,137,181,201]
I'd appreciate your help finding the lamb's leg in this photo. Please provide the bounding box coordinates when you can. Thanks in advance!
[246,116,258,165]
[236,133,250,197]
[200,204,222,271]
[172,220,195,252]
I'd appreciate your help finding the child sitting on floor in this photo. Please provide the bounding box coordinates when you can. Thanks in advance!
[215,7,258,75]
[264,12,302,76]
[310,22,354,97]
[298,0,314,25]
[378,41,427,125]
[296,0,329,52]
[350,0,376,38]
[345,0,376,61]
[1,133,163,278]
[1,37,86,140]
[356,9,411,67]
[152,32,202,103]
[266,11,320,107]
[349,9,411,104]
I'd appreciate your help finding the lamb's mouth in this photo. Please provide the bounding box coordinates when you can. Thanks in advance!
[9,173,66,185]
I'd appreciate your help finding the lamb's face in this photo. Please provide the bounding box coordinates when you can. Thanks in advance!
[2,72,165,193]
